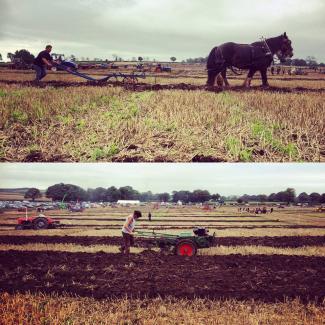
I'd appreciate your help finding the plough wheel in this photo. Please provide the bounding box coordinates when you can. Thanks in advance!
[123,77,138,84]
[107,76,118,83]
[175,240,197,256]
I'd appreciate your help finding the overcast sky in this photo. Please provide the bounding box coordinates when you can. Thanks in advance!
[1,0,324,62]
[0,163,324,195]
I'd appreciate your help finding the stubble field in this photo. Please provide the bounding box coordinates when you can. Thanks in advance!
[1,65,324,162]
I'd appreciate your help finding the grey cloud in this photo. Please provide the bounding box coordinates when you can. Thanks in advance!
[1,0,324,61]
[0,164,324,196]
[0,0,10,39]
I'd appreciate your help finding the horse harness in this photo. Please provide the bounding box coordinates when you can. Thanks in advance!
[212,39,274,70]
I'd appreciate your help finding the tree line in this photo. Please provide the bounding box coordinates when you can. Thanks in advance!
[182,55,325,67]
[0,49,177,64]
[23,184,325,204]
[2,50,324,68]
[237,188,325,204]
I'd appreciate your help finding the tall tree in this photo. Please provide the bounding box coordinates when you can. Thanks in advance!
[210,193,221,201]
[297,192,310,203]
[172,191,191,203]
[257,194,268,202]
[119,186,139,200]
[139,191,155,202]
[157,193,170,202]
[46,183,87,201]
[92,187,107,202]
[309,192,321,204]
[12,49,35,64]
[276,188,296,204]
[24,188,41,201]
[189,190,211,203]
[321,193,325,203]
[106,186,121,202]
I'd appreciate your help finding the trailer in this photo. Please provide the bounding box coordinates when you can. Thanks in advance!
[135,227,215,256]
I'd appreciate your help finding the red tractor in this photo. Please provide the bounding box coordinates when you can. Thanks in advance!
[15,208,61,230]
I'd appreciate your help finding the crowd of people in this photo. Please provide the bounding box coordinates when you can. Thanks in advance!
[238,206,274,214]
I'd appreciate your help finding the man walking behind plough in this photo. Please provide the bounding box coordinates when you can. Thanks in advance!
[33,45,53,82]
[120,210,142,255]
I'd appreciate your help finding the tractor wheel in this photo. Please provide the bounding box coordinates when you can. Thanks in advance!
[33,217,49,230]
[175,240,197,256]
[15,224,24,230]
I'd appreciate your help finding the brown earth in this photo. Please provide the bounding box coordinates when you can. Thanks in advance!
[1,235,324,248]
[2,224,325,230]
[5,212,268,222]
[1,79,325,93]
[0,251,324,303]
[3,219,281,223]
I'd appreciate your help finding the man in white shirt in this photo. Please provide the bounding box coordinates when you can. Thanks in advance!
[120,210,142,255]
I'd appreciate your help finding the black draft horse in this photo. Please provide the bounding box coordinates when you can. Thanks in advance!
[206,33,293,87]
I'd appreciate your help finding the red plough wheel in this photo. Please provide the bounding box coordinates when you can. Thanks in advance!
[175,240,197,256]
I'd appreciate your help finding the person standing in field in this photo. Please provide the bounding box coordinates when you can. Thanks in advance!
[33,45,53,82]
[120,210,142,255]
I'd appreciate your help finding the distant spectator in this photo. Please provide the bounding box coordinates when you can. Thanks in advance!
[270,66,275,75]
[276,66,281,75]
[148,212,152,221]
[255,207,261,214]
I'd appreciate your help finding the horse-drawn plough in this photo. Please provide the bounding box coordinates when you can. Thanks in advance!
[55,61,146,84]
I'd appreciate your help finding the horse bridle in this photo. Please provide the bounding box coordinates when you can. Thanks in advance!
[260,36,291,63]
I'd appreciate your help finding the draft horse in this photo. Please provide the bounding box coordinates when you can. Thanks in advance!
[206,33,293,87]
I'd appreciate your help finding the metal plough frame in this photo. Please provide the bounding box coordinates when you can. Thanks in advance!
[56,63,146,83]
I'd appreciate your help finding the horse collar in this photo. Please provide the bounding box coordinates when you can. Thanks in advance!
[261,37,273,56]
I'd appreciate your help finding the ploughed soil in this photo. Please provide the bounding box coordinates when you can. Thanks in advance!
[0,235,324,248]
[1,79,324,94]
[2,224,325,230]
[3,224,325,230]
[0,251,324,302]
[6,217,280,222]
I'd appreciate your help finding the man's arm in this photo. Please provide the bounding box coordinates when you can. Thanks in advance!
[42,58,52,67]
